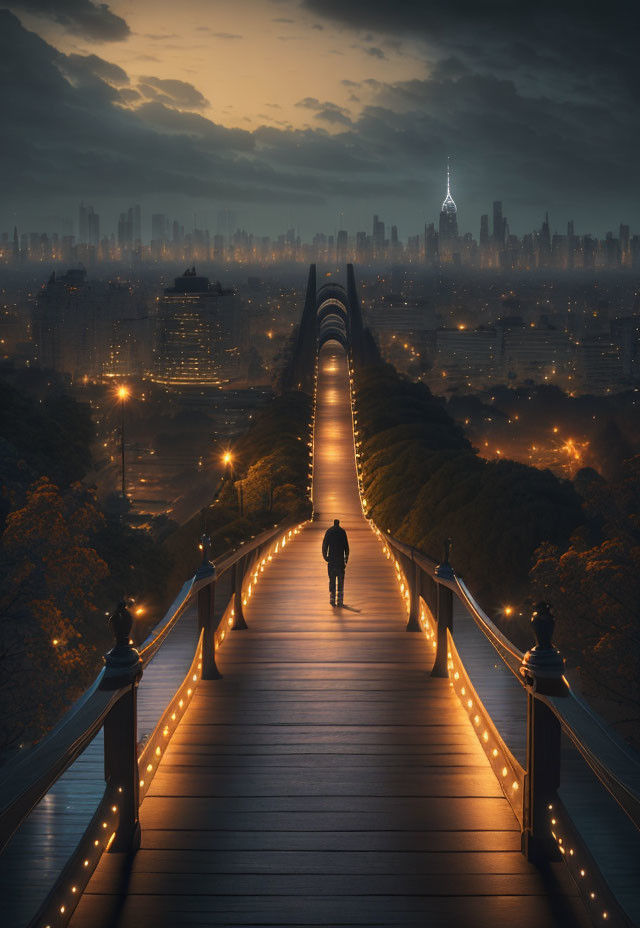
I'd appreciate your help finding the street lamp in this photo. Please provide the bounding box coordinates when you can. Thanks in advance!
[220,450,243,514]
[117,386,130,503]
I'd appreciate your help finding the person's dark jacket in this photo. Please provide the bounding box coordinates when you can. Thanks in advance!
[322,525,349,568]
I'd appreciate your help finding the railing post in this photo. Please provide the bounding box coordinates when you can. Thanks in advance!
[406,550,421,632]
[197,534,221,680]
[520,602,568,862]
[101,601,143,853]
[431,539,454,678]
[231,556,248,630]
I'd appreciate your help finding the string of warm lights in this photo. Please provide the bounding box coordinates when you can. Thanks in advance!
[349,354,531,831]
[440,616,525,822]
[138,630,204,803]
[32,516,310,928]
[222,523,308,638]
[35,628,206,928]
[548,802,619,925]
[309,359,317,504]
[33,783,122,928]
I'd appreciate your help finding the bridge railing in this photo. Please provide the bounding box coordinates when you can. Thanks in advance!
[0,516,309,928]
[346,348,640,927]
[376,526,640,928]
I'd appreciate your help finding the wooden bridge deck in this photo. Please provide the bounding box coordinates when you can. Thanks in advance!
[71,343,589,927]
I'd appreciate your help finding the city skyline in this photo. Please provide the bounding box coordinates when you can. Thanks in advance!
[3,181,639,272]
[2,1,639,237]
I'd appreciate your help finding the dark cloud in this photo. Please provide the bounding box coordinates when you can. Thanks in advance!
[429,56,470,81]
[1,8,638,234]
[212,32,243,40]
[295,97,353,126]
[62,52,129,86]
[9,0,129,41]
[365,46,385,59]
[305,0,637,103]
[137,76,209,110]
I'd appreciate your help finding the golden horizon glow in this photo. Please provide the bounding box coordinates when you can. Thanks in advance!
[21,1,422,135]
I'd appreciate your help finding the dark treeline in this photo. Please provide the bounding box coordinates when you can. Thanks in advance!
[0,378,311,757]
[164,390,312,591]
[356,363,583,611]
[356,360,640,744]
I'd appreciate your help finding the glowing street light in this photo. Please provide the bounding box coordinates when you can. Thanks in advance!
[116,385,130,503]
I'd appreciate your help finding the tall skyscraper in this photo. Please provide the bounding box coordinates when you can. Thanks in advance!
[480,214,489,248]
[372,215,385,258]
[438,160,458,253]
[492,201,503,246]
[132,204,141,244]
[78,203,99,246]
[336,229,348,264]
[539,212,551,266]
[151,213,167,242]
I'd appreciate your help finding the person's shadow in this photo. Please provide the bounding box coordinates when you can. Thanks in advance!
[338,604,361,613]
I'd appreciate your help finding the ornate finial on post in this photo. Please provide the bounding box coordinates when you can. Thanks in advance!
[531,601,555,650]
[520,602,567,696]
[109,599,133,645]
[435,537,454,580]
[196,533,215,579]
[102,600,142,689]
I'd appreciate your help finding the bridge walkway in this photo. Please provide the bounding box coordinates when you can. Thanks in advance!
[71,343,589,927]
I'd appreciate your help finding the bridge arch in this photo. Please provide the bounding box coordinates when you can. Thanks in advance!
[286,264,376,392]
[316,284,349,350]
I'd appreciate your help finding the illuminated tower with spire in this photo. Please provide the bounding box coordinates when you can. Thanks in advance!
[439,158,459,248]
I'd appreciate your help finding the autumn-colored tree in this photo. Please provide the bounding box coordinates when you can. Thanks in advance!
[0,478,108,748]
[530,458,640,745]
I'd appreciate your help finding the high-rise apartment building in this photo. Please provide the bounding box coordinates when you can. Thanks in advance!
[151,213,168,242]
[153,269,240,388]
[32,269,100,377]
[480,214,489,248]
[492,201,503,246]
[78,203,100,246]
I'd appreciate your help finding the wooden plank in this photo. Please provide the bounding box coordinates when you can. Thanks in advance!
[71,892,591,928]
[137,829,523,853]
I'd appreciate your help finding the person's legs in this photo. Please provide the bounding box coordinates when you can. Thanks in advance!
[328,566,336,605]
[337,569,345,606]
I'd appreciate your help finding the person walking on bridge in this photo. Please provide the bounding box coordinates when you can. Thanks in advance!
[322,518,349,607]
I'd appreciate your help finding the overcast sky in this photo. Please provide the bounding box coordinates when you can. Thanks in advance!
[2,0,637,239]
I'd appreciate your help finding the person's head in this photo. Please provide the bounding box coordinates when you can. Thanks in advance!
[333,519,340,527]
